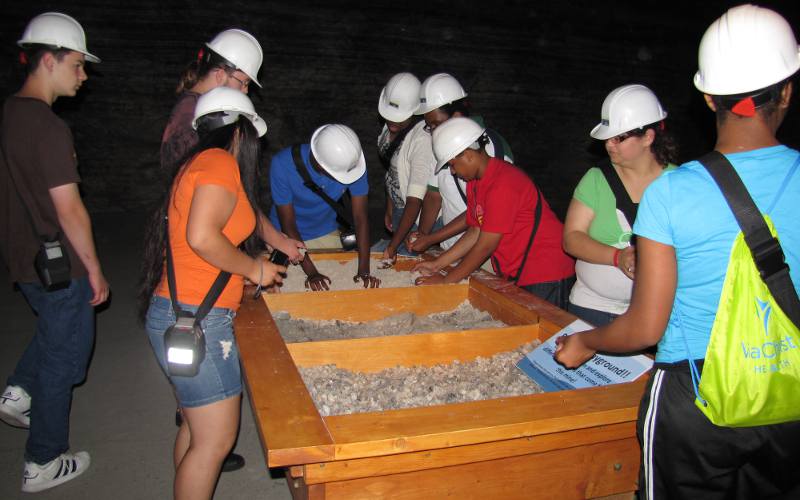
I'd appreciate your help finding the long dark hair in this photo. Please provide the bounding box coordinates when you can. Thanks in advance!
[175,48,236,95]
[138,115,263,320]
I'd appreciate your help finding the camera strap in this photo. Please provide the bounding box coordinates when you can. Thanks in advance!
[165,216,231,325]
[291,144,354,230]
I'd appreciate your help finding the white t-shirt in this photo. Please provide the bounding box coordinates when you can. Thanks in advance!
[378,120,436,207]
[428,171,467,250]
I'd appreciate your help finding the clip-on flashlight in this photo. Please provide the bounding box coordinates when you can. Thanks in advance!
[163,216,231,377]
[164,314,207,377]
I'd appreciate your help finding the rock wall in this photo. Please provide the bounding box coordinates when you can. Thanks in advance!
[1,1,798,237]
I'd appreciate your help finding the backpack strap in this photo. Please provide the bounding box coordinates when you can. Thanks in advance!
[697,151,800,327]
[291,144,353,229]
[598,160,638,229]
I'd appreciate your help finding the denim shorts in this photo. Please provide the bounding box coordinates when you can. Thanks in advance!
[145,295,242,408]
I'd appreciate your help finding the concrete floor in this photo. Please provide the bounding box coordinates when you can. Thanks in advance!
[0,211,293,499]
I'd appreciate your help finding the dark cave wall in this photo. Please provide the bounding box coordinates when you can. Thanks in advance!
[1,0,798,230]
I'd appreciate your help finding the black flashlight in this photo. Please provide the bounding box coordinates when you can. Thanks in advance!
[164,315,206,377]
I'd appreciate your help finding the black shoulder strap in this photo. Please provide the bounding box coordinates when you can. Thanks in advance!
[452,173,467,204]
[697,151,800,327]
[291,144,353,228]
[598,160,638,228]
[492,186,542,284]
[378,119,418,169]
[484,128,505,161]
[165,216,231,323]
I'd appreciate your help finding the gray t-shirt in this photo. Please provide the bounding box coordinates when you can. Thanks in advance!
[0,96,86,283]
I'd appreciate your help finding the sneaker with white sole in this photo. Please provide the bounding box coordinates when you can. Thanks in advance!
[0,385,31,428]
[22,451,91,493]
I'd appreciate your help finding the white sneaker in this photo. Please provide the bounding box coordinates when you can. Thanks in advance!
[22,451,91,493]
[0,385,31,428]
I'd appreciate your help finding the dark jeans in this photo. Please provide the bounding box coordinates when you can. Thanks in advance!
[522,275,575,310]
[9,277,95,464]
[567,301,619,327]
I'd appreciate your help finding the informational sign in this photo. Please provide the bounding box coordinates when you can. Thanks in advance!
[517,319,653,392]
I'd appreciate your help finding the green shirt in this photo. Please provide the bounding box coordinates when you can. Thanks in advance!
[573,164,677,246]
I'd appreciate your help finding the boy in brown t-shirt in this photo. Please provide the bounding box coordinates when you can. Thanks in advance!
[0,12,108,493]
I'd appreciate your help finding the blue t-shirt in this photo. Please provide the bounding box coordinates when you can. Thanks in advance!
[269,144,369,240]
[634,145,800,363]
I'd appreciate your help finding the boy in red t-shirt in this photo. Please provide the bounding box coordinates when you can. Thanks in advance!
[414,117,574,308]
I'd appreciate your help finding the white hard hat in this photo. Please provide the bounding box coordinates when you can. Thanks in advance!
[192,87,267,137]
[432,117,485,172]
[310,124,366,184]
[17,12,100,63]
[694,4,800,95]
[590,84,667,140]
[378,72,421,122]
[415,73,468,115]
[206,29,263,88]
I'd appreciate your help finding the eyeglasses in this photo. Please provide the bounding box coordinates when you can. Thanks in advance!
[229,73,250,91]
[608,128,645,145]
[423,118,447,134]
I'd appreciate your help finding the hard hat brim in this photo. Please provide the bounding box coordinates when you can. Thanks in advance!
[332,152,366,185]
[590,115,667,140]
[310,127,366,185]
[18,39,101,63]
[378,88,415,123]
[589,122,614,140]
[251,114,268,137]
[205,42,262,88]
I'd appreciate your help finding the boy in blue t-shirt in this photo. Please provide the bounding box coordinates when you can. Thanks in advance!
[270,124,379,290]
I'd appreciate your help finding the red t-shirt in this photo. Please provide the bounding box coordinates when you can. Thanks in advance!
[465,158,574,286]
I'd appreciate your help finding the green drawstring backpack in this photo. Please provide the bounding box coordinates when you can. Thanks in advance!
[686,151,800,427]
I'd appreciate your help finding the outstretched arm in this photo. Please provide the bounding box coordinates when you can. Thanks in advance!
[187,185,286,288]
[351,194,379,288]
[555,237,676,367]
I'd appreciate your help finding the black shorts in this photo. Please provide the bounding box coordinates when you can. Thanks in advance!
[637,363,800,500]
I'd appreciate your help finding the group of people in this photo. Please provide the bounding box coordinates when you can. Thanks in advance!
[0,3,798,499]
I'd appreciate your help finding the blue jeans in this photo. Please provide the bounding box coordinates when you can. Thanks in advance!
[145,296,241,408]
[8,278,95,464]
[567,302,619,327]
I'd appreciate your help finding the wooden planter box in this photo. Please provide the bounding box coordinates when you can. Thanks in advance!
[235,253,643,499]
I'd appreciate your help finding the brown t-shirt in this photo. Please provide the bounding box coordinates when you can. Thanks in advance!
[0,96,87,283]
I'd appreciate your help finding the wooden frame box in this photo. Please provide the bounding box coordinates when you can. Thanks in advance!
[236,254,643,499]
